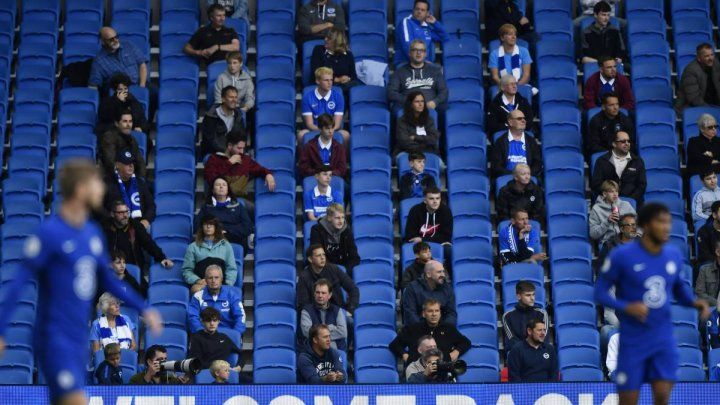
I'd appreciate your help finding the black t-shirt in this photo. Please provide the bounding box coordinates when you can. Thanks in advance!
[705,66,719,105]
[188,25,239,63]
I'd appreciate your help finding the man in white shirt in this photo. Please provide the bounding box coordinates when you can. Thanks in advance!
[591,130,647,204]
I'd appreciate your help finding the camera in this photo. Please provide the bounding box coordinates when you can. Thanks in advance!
[160,358,201,375]
[435,360,467,377]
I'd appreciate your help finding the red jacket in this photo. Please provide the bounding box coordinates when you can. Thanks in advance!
[297,136,348,178]
[583,71,635,110]
[204,153,272,197]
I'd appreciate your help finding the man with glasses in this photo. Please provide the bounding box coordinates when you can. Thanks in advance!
[388,39,448,113]
[486,74,534,136]
[584,55,634,110]
[587,92,634,156]
[89,27,148,92]
[599,214,638,265]
[677,42,720,111]
[490,109,542,178]
[687,113,720,177]
[130,345,185,384]
[591,131,647,205]
[395,0,449,65]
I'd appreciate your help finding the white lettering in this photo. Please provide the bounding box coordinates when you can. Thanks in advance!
[496,394,516,405]
[579,394,594,405]
[223,396,260,405]
[133,397,176,405]
[314,397,333,405]
[179,397,196,405]
[269,396,305,405]
[88,397,103,405]
[378,396,415,405]
[535,394,572,405]
[115,397,133,405]
[348,396,369,405]
[601,393,619,405]
[438,395,476,405]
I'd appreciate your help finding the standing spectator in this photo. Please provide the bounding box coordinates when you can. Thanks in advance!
[502,281,549,352]
[399,152,438,201]
[182,216,238,293]
[88,27,148,91]
[598,213,638,265]
[587,92,635,156]
[581,2,627,65]
[300,67,349,144]
[499,208,546,266]
[300,279,348,350]
[99,112,147,177]
[589,180,636,245]
[209,360,232,384]
[583,56,635,110]
[486,74,534,136]
[309,204,360,274]
[687,113,720,177]
[395,91,441,156]
[298,114,348,179]
[212,52,254,113]
[297,0,346,42]
[388,40,448,113]
[129,345,184,384]
[676,43,720,110]
[94,343,123,385]
[606,332,620,380]
[104,152,153,227]
[698,202,720,264]
[304,165,342,221]
[90,293,137,352]
[188,307,243,369]
[496,163,545,222]
[488,24,532,87]
[297,325,346,383]
[402,260,457,326]
[105,250,144,298]
[184,4,240,64]
[485,0,537,45]
[696,240,720,308]
[402,336,437,380]
[395,0,449,65]
[207,0,248,21]
[97,73,149,135]
[507,319,558,382]
[310,28,358,94]
[187,265,246,334]
[297,245,359,314]
[590,131,647,205]
[202,86,246,156]
[405,187,453,259]
[401,242,434,290]
[693,169,720,222]
[490,110,542,178]
[197,177,253,252]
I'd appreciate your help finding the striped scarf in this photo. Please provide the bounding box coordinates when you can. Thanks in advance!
[497,45,521,81]
[98,315,133,349]
[506,224,530,254]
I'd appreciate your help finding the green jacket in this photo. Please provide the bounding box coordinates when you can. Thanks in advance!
[181,239,237,286]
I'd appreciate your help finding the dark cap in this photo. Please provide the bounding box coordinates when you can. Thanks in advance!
[315,163,333,174]
[116,149,134,165]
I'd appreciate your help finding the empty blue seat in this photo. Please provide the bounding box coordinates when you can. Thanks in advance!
[453,218,492,245]
[626,0,663,20]
[539,84,578,109]
[147,263,186,287]
[630,40,670,67]
[534,15,573,42]
[558,347,600,371]
[541,106,581,134]
[671,0,710,20]
[535,40,575,65]
[351,38,388,63]
[350,106,390,134]
[257,39,296,66]
[555,304,597,331]
[556,327,599,351]
[254,283,295,309]
[255,107,295,133]
[145,328,187,361]
[626,17,666,50]
[350,171,391,200]
[148,284,188,309]
[355,306,395,331]
[354,217,394,244]
[551,262,593,287]
[447,146,487,177]
[160,0,198,21]
[254,347,296,383]
[254,239,295,267]
[257,16,294,43]
[442,38,482,65]
[112,0,150,24]
[444,61,483,87]
[447,84,485,110]
[548,240,593,268]
[353,263,394,289]
[553,284,595,308]
[356,241,394,267]
[452,239,493,267]
[0,348,33,379]
[453,262,494,289]
[645,172,682,199]
[457,348,499,383]
[642,149,679,174]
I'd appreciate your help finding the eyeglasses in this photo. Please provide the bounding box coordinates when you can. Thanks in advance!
[614,139,630,144]
[410,48,426,53]
[706,125,719,129]
[621,223,637,228]
[512,117,526,121]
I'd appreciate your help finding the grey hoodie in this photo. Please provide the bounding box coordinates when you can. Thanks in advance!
[589,196,635,244]
[692,186,720,222]
[213,69,255,110]
[388,61,448,110]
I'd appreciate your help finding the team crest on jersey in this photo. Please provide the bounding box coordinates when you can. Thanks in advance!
[543,353,550,359]
[23,236,41,258]
[601,258,611,273]
[327,101,336,110]
[90,236,103,256]
[222,301,229,308]
[74,256,97,300]
[666,261,677,275]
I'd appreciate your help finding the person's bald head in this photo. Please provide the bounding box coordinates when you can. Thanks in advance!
[99,27,120,51]
[423,260,446,286]
[507,109,527,132]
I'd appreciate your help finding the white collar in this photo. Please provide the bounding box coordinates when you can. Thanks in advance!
[502,93,515,105]
[600,75,615,85]
[507,130,526,143]
[313,185,332,197]
[314,88,332,101]
[612,150,630,161]
[318,137,332,150]
[216,106,234,118]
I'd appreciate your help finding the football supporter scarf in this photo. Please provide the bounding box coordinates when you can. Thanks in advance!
[498,45,521,80]
[98,315,133,349]
[116,170,141,219]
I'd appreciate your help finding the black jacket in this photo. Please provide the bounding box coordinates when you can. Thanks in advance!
[196,200,253,252]
[94,360,123,385]
[401,259,427,291]
[490,132,543,178]
[405,202,453,244]
[97,93,149,135]
[485,92,534,136]
[590,151,647,204]
[394,116,441,156]
[103,218,167,272]
[201,105,246,156]
[188,330,242,369]
[389,321,471,364]
[496,180,545,223]
[507,340,558,382]
[485,0,532,41]
[297,263,359,313]
[98,128,147,178]
[310,45,357,83]
[309,218,361,275]
[399,172,437,201]
[697,221,720,264]
[581,23,627,62]
[402,277,457,326]
[104,174,156,223]
[502,303,549,352]
[687,134,720,177]
[587,111,634,156]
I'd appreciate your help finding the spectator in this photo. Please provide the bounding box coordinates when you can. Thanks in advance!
[395,91,441,156]
[104,151,153,228]
[485,0,537,45]
[502,281,549,352]
[405,187,453,248]
[589,180,636,245]
[309,204,360,274]
[395,0,449,65]
[402,260,456,325]
[598,213,638,265]
[106,250,144,298]
[583,56,634,110]
[182,216,238,293]
[188,307,243,369]
[587,92,635,156]
[99,111,147,177]
[576,0,620,26]
[488,24,532,87]
[391,298,470,369]
[581,2,627,65]
[197,176,253,252]
[300,67,349,144]
[490,109,542,178]
[94,343,123,385]
[707,308,720,349]
[310,27,358,94]
[696,239,720,308]
[402,335,438,380]
[212,52,254,113]
[496,163,545,222]
[300,279,348,350]
[297,0,346,42]
[184,4,240,64]
[202,86,246,156]
[304,164,343,221]
[499,208,546,266]
[207,0,248,21]
[507,319,558,382]
[676,43,720,110]
[486,74,534,136]
[297,244,359,314]
[693,169,720,222]
[399,152,438,201]
[188,265,246,334]
[590,131,646,205]
[209,360,232,384]
[406,349,455,383]
[129,345,184,384]
[388,40,448,113]
[401,241,433,291]
[687,113,720,177]
[90,293,137,352]
[606,332,619,380]
[97,73,149,135]
[698,201,720,264]
[298,114,348,179]
[297,324,346,383]
[88,27,148,91]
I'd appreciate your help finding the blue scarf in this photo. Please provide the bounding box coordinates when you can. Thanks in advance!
[98,315,133,349]
[116,170,141,218]
[498,45,521,80]
[212,196,231,207]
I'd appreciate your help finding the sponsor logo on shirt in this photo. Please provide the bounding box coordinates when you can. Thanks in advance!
[404,77,435,90]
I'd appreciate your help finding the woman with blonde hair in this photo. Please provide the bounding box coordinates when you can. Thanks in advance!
[310,27,358,93]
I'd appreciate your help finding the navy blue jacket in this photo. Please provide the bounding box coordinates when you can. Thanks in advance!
[297,343,346,383]
[196,199,253,252]
[507,340,558,382]
[95,360,123,385]
[402,277,457,326]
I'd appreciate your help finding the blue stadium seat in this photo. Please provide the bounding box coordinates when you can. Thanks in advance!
[145,329,187,361]
[3,327,32,354]
[448,172,490,200]
[636,106,675,134]
[353,264,394,289]
[674,327,700,349]
[111,0,150,24]
[359,284,395,309]
[555,304,597,331]
[444,61,483,87]
[562,367,604,381]
[538,84,578,109]
[255,106,295,134]
[544,171,584,199]
[630,40,670,67]
[447,147,487,177]
[151,216,192,245]
[449,194,491,222]
[553,284,595,309]
[3,201,44,226]
[156,106,197,134]
[351,172,391,200]
[355,328,396,351]
[631,61,671,89]
[453,263,494,288]
[356,241,394,268]
[254,323,296,351]
[12,109,51,136]
[155,305,187,331]
[443,14,480,40]
[257,39,296,67]
[254,239,296,267]
[11,131,50,160]
[548,240,592,269]
[258,16,294,44]
[535,40,575,65]
[645,173,682,200]
[255,306,296,332]
[534,15,573,42]
[300,39,324,86]
[355,347,396,372]
[442,38,482,65]
[540,106,581,134]
[350,106,390,134]
[253,347,297,383]
[677,347,705,381]
[148,284,188,309]
[0,349,33,381]
[254,283,295,309]
[551,262,593,287]
[637,128,677,156]
[160,0,198,21]
[626,0,663,20]
[350,16,388,44]
[23,0,60,23]
[556,327,599,352]
[354,306,395,331]
[642,149,679,174]
[709,349,720,381]
[670,0,710,20]
[533,0,572,20]
[453,218,492,245]
[354,217,393,244]
[351,38,388,63]
[452,239,494,267]
[501,263,543,289]
[558,347,600,372]
[626,17,666,51]
[546,195,586,222]
[457,348,500,383]
[447,84,485,110]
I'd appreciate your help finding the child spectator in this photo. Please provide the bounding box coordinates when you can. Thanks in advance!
[209,360,232,384]
[94,343,123,385]
[300,67,349,144]
[581,1,626,65]
[693,169,720,222]
[213,52,254,112]
[589,180,636,245]
[298,114,348,179]
[399,152,438,200]
[304,164,343,221]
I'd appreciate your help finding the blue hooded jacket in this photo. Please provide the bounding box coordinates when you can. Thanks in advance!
[188,285,246,334]
[395,14,450,64]
[297,342,346,383]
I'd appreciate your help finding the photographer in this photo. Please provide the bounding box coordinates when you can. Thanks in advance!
[129,345,185,384]
[407,349,454,383]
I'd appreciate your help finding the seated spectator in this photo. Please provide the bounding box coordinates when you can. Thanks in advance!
[693,169,720,222]
[388,40,448,113]
[400,152,438,201]
[209,360,232,384]
[507,319,558,382]
[300,279,348,350]
[104,151,154,228]
[606,332,619,380]
[589,180,636,245]
[394,91,441,156]
[402,260,456,326]
[486,74,534,136]
[188,307,243,370]
[97,73,149,135]
[502,281,549,352]
[583,56,634,110]
[300,67,349,144]
[587,92,635,156]
[297,324,346,383]
[129,345,184,384]
[676,43,720,111]
[298,114,348,179]
[90,293,137,352]
[696,239,720,309]
[304,165,342,221]
[94,343,123,385]
[207,0,248,21]
[182,216,238,293]
[310,28,358,94]
[581,2,627,65]
[490,110,542,178]
[707,308,720,349]
[106,250,144,298]
[197,177,253,252]
[395,0,449,65]
[213,52,254,113]
[687,113,720,177]
[184,4,240,64]
[298,0,346,43]
[496,163,545,222]
[405,187,453,247]
[488,24,532,87]
[309,204,360,274]
[598,213,638,265]
[590,131,646,205]
[401,242,434,290]
[188,265,246,334]
[499,208,546,266]
[403,335,437,380]
[202,87,246,156]
[485,0,537,45]
[88,27,148,91]
[575,0,620,26]
[406,349,454,383]
[698,201,720,264]
[298,245,359,314]
[99,111,147,177]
